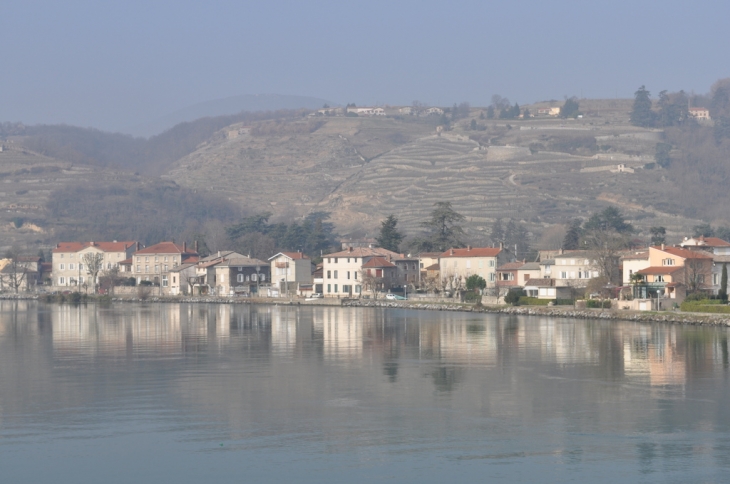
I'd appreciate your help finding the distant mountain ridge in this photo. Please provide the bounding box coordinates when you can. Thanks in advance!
[126,93,335,137]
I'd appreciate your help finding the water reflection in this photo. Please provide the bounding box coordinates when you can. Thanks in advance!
[1,301,729,482]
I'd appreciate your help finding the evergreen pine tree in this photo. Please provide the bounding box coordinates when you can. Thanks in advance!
[562,219,581,250]
[720,263,728,302]
[630,85,655,127]
[376,215,404,253]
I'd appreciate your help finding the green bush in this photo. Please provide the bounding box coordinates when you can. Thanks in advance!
[685,292,711,302]
[69,292,82,304]
[505,289,526,305]
[681,301,730,314]
[463,291,481,303]
[586,299,611,309]
[518,297,553,306]
[556,299,575,306]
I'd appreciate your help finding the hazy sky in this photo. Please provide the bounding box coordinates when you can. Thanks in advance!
[2,0,727,133]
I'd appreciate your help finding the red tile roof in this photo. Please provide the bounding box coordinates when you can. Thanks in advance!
[699,237,730,247]
[52,241,137,253]
[440,247,502,258]
[278,251,310,260]
[497,261,524,271]
[637,266,682,275]
[362,257,396,268]
[653,246,713,259]
[524,278,556,287]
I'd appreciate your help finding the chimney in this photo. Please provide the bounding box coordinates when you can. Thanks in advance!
[183,241,187,252]
[700,235,705,242]
[195,240,199,252]
[90,241,94,246]
[136,242,140,251]
[559,248,563,255]
[467,245,471,251]
[450,249,455,256]
[349,246,353,253]
[218,250,221,257]
[661,243,665,250]
[499,242,504,251]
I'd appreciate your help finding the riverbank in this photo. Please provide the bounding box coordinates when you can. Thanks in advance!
[2,293,729,327]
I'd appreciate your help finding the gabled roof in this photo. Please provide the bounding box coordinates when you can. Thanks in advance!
[680,236,730,248]
[637,266,682,275]
[53,241,137,253]
[327,247,402,259]
[169,263,197,272]
[519,262,541,270]
[135,241,197,255]
[362,257,396,268]
[524,278,556,287]
[652,246,713,259]
[497,261,524,271]
[198,251,247,262]
[119,258,132,265]
[440,247,501,258]
[268,251,310,261]
[418,252,442,258]
[217,257,269,267]
[425,263,440,271]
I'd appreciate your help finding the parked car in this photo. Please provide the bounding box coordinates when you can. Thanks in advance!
[385,293,406,300]
[310,293,323,299]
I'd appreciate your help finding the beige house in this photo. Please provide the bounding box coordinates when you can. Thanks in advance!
[52,241,138,287]
[168,263,198,295]
[688,107,711,120]
[543,250,600,287]
[621,250,650,284]
[212,257,270,296]
[322,246,401,297]
[438,247,506,290]
[269,251,313,295]
[132,241,199,293]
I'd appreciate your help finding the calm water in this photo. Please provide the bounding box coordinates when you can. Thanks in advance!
[1,301,729,483]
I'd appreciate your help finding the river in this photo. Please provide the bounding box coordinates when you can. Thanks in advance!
[1,301,729,482]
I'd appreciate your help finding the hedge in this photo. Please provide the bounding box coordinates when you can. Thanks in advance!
[586,299,611,309]
[517,297,575,306]
[680,301,730,314]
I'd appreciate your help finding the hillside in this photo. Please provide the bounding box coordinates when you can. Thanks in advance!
[166,103,706,243]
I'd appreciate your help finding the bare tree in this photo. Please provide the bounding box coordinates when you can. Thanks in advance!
[2,247,29,293]
[682,258,712,294]
[361,271,386,299]
[100,266,123,295]
[81,252,105,294]
[584,229,627,285]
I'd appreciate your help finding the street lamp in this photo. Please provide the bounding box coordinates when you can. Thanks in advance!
[256,264,260,296]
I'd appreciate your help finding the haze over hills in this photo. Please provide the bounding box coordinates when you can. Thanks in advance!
[125,94,335,137]
[1,80,729,254]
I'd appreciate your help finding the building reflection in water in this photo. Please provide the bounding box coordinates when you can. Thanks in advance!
[1,301,722,389]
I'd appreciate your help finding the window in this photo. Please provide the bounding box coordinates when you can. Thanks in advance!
[238,274,244,283]
[162,275,168,287]
[79,276,84,284]
[334,284,338,293]
[145,265,149,273]
[155,265,159,273]
[60,263,65,270]
[714,273,720,285]
[376,269,382,277]
[355,285,361,294]
[69,263,74,270]
[662,258,675,266]
[334,270,338,279]
[107,263,111,270]
[79,264,83,271]
[560,271,568,279]
[354,258,357,263]
[164,265,168,271]
[136,265,140,272]
[164,256,168,262]
[155,256,159,262]
[478,260,483,269]
[488,273,495,282]
[327,284,331,293]
[173,276,176,283]
[347,258,350,263]
[145,256,149,262]
[656,275,665,282]
[59,277,65,285]
[489,260,495,267]
[260,274,265,281]
[466,260,471,269]
[251,274,257,282]
[342,285,351,294]
[327,258,331,263]
[354,272,357,280]
[334,258,338,263]
[347,271,350,279]
[327,270,331,279]
[220,274,225,283]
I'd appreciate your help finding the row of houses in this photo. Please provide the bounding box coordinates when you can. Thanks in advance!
[311,106,445,117]
[3,234,728,303]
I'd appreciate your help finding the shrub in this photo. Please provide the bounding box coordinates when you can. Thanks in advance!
[681,301,730,314]
[505,289,525,305]
[69,292,82,304]
[586,299,611,309]
[463,291,482,303]
[517,297,553,306]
